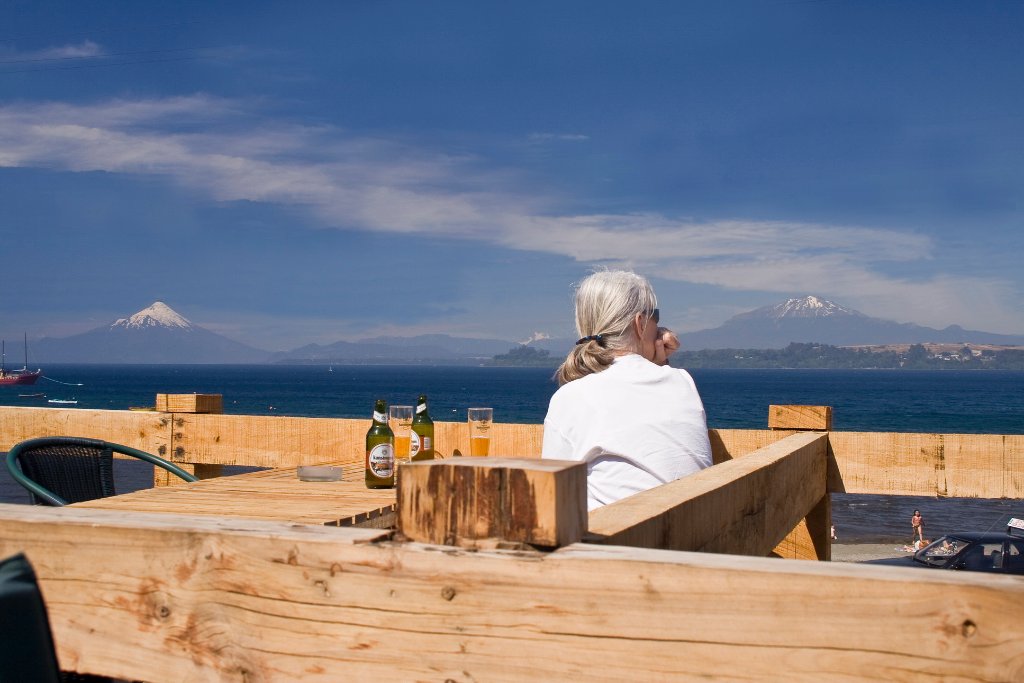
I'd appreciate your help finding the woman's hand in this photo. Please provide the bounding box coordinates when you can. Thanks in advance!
[653,327,680,366]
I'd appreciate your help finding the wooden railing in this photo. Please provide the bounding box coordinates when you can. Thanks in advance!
[3,397,1020,498]
[1,397,1023,681]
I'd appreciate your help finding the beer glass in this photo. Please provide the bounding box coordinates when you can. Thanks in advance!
[389,405,414,463]
[467,407,493,457]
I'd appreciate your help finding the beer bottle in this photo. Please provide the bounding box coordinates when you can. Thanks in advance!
[410,394,435,461]
[365,398,395,488]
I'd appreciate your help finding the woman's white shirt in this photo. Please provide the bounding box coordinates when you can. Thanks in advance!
[541,354,712,510]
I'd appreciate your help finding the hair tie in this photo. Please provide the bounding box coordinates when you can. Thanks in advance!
[576,334,604,346]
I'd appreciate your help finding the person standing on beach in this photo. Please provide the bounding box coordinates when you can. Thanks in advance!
[911,509,924,543]
[541,270,713,510]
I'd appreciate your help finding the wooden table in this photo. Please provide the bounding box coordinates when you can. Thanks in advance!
[73,463,397,527]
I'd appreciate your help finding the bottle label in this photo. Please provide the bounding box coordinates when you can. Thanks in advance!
[373,410,386,423]
[416,403,427,414]
[410,431,421,456]
[368,443,394,478]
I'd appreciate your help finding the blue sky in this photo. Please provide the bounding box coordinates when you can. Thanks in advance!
[1,1,1022,351]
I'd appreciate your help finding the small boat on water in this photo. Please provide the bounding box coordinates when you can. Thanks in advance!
[0,335,42,386]
[18,392,46,398]
[47,398,78,405]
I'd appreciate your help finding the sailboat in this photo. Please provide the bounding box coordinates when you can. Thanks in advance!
[0,334,42,386]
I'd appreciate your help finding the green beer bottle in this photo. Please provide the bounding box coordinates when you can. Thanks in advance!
[410,394,435,461]
[365,398,395,488]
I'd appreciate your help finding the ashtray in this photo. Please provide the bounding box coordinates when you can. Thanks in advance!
[297,465,343,482]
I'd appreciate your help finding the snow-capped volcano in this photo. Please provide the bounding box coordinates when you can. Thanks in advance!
[759,296,862,320]
[676,295,1024,349]
[112,302,193,330]
[33,302,269,363]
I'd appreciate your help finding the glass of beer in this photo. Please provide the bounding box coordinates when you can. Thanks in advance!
[389,405,414,463]
[467,407,493,457]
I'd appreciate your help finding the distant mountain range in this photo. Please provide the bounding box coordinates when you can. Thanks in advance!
[273,334,514,365]
[30,302,519,365]
[677,296,1024,349]
[25,297,1024,365]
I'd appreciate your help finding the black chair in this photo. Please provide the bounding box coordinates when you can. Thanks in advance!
[0,553,116,682]
[5,436,198,506]
[0,552,61,683]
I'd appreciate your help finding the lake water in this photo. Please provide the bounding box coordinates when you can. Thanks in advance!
[2,365,1022,542]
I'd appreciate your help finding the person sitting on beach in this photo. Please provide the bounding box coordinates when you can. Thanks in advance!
[541,270,713,510]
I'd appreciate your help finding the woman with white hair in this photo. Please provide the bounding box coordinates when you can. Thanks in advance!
[542,270,713,510]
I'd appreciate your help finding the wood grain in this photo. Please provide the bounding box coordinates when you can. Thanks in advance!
[2,504,1021,682]
[769,404,833,430]
[397,457,586,548]
[74,464,396,527]
[588,432,829,555]
[4,406,1023,498]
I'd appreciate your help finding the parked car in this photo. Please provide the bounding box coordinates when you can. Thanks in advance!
[869,518,1024,575]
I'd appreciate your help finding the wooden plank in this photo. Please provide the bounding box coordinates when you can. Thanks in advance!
[3,406,1022,498]
[708,427,793,462]
[396,457,586,548]
[153,462,223,487]
[769,405,832,430]
[772,495,831,561]
[172,414,546,467]
[170,414,369,467]
[428,421,544,459]
[826,432,1024,498]
[1,504,1022,682]
[588,432,828,555]
[0,406,171,455]
[710,427,844,557]
[155,393,224,414]
[75,463,396,526]
[942,433,1023,499]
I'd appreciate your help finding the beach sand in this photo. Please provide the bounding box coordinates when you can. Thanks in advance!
[831,543,910,563]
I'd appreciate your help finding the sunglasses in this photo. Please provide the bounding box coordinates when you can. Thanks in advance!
[647,308,660,324]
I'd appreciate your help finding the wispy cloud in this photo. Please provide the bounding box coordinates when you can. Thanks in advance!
[0,41,105,62]
[527,132,590,142]
[1,96,1020,332]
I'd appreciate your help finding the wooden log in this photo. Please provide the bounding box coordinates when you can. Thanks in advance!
[769,404,832,431]
[397,457,586,548]
[1,504,1022,682]
[588,432,828,555]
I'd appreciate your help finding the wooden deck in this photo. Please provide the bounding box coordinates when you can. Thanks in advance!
[1,397,1022,681]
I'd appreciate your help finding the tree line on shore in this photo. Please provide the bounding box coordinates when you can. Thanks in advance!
[489,342,1024,370]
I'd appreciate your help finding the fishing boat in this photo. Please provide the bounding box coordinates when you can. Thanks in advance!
[0,335,42,386]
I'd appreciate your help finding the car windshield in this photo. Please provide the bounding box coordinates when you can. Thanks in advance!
[917,536,968,567]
